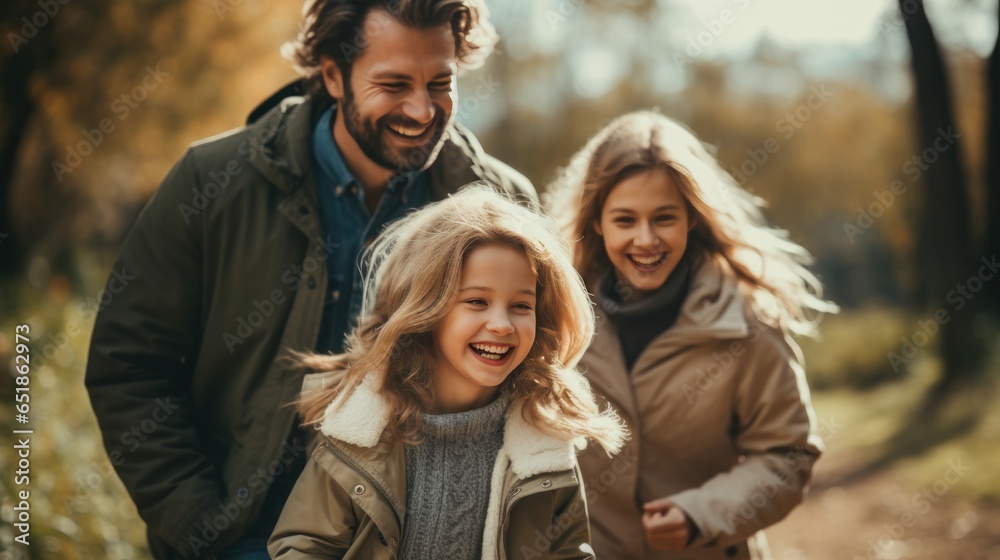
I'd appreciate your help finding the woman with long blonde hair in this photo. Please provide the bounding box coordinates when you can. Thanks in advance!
[546,111,836,560]
[269,186,625,559]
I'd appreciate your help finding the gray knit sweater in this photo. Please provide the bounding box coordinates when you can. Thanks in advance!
[399,395,508,560]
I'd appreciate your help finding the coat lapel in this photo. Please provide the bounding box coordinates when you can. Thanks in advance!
[318,374,406,529]
[583,315,641,423]
[502,400,584,478]
[319,373,390,448]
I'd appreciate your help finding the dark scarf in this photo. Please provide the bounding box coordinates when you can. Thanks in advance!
[596,257,692,372]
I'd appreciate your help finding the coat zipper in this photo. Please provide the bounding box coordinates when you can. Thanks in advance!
[496,475,578,559]
[496,486,521,558]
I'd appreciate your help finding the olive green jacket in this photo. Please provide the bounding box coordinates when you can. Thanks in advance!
[576,257,824,560]
[84,92,536,559]
[268,373,595,560]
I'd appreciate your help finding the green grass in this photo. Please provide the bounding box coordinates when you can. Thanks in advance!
[1,278,150,559]
[808,347,1000,502]
[799,306,916,389]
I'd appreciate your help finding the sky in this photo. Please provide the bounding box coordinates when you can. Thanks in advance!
[677,0,887,50]
[496,0,996,60]
[671,0,995,55]
[466,0,996,125]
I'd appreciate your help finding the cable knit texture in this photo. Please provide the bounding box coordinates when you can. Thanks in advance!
[399,396,508,560]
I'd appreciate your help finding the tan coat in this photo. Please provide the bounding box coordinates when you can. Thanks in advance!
[268,374,595,559]
[576,258,824,560]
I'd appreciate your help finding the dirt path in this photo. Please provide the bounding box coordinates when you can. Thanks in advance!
[765,451,1000,559]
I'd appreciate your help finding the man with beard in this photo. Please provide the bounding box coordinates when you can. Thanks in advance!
[84,1,536,559]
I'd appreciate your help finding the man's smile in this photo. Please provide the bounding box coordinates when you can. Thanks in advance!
[386,122,432,138]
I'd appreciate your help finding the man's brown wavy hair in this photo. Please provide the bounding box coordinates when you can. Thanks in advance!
[282,0,498,96]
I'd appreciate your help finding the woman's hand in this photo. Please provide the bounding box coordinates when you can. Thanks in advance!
[641,498,693,551]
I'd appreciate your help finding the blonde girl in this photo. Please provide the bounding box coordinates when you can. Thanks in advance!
[546,111,837,560]
[268,186,625,559]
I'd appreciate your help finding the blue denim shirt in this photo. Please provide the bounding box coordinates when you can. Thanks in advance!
[312,106,429,354]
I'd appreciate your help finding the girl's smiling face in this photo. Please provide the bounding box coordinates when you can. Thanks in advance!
[596,167,693,300]
[431,244,537,413]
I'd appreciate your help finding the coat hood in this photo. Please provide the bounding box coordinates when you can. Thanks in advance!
[651,254,751,345]
[318,373,584,479]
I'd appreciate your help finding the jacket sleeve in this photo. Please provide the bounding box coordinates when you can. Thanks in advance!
[268,452,356,559]
[668,327,824,548]
[549,464,596,560]
[84,148,233,558]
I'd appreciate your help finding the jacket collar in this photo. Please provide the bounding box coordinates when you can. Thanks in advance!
[593,254,749,353]
[587,254,750,401]
[319,373,582,479]
[668,253,750,340]
[243,84,496,199]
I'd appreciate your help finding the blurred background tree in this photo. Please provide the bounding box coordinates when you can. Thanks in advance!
[1,0,998,558]
[897,0,997,391]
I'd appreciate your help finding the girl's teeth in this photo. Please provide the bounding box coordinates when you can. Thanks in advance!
[630,254,663,265]
[471,343,511,359]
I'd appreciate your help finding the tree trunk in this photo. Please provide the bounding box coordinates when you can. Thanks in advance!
[984,1,1000,312]
[899,0,985,390]
[0,3,41,279]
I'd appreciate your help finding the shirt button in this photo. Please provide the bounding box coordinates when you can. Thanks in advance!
[307,277,317,289]
[391,537,398,547]
[541,479,552,488]
[335,186,345,196]
[354,484,365,495]
[332,290,340,302]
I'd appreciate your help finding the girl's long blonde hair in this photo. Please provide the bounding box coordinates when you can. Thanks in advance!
[298,185,624,452]
[545,110,837,336]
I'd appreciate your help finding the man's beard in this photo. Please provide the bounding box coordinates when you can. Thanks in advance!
[340,83,450,173]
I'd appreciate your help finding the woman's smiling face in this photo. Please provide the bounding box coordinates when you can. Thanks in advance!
[596,167,693,299]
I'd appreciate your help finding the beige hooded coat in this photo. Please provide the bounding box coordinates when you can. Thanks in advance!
[576,257,824,560]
